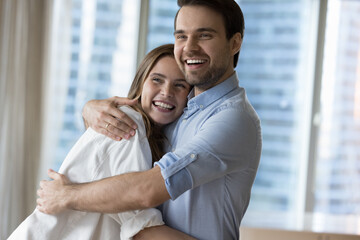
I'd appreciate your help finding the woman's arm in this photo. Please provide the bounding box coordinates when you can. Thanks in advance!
[82,97,138,140]
[134,225,196,240]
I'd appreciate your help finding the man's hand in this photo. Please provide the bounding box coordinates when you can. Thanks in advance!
[82,96,138,140]
[36,169,71,214]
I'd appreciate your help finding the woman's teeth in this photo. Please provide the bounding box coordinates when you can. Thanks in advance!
[154,101,174,110]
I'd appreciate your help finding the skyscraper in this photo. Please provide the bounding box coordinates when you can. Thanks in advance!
[315,0,360,215]
[54,0,138,169]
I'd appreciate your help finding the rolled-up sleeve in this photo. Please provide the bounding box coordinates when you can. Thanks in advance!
[155,106,262,200]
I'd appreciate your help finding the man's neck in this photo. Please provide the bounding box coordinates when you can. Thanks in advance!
[194,70,235,96]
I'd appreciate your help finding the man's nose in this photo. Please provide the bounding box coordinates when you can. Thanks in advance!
[184,36,199,52]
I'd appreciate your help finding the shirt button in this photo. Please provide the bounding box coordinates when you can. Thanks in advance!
[200,105,204,109]
[172,148,176,152]
[182,119,187,123]
[190,154,196,159]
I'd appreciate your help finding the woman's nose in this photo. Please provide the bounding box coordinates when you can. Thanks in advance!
[161,84,174,97]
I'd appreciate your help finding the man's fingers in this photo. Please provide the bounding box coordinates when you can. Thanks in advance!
[112,96,137,106]
[36,197,48,214]
[96,127,122,141]
[107,122,136,140]
[83,96,138,139]
[36,204,49,214]
[37,187,42,197]
[97,112,137,140]
[108,97,138,129]
[39,180,48,189]
[107,107,138,131]
[97,111,135,138]
[36,197,43,206]
[47,169,60,180]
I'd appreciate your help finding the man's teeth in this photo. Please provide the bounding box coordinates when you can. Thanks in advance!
[186,59,206,65]
[154,102,174,109]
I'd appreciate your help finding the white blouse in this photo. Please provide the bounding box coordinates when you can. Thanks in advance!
[8,106,164,240]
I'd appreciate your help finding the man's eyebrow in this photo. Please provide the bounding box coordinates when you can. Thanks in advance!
[197,28,217,33]
[174,30,184,35]
[174,28,217,35]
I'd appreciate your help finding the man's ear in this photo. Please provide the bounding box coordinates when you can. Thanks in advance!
[230,32,242,56]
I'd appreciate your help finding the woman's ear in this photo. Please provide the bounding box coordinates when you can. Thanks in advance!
[230,32,242,56]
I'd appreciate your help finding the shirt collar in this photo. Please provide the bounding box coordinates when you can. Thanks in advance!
[186,72,239,111]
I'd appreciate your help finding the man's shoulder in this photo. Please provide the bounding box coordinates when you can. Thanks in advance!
[214,87,259,120]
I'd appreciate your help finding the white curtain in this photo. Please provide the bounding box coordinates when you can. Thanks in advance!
[0,0,51,238]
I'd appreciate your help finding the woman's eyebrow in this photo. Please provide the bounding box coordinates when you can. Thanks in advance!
[150,73,166,78]
[150,73,187,82]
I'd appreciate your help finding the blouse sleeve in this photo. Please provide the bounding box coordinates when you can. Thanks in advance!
[99,106,164,239]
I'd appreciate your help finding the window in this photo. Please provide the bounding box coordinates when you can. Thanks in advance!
[45,0,360,234]
[48,0,140,170]
[234,0,316,228]
[310,0,360,232]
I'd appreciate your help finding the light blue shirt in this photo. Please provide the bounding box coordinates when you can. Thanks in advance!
[155,73,262,240]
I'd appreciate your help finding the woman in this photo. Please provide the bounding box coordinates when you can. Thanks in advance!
[8,44,193,240]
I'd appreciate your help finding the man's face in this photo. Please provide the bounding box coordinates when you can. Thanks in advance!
[174,5,238,95]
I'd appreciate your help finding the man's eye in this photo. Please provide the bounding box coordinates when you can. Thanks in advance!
[176,35,186,40]
[200,33,211,38]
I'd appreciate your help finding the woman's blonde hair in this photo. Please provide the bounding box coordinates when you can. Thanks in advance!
[127,44,176,163]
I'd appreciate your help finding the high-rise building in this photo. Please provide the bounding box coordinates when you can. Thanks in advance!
[315,0,360,215]
[54,0,138,170]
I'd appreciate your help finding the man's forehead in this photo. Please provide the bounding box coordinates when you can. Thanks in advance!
[175,5,225,32]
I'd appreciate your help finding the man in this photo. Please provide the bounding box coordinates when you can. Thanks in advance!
[37,1,262,239]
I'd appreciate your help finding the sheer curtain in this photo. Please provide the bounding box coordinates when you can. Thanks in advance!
[0,0,51,238]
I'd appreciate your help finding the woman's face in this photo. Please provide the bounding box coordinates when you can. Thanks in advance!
[141,56,191,126]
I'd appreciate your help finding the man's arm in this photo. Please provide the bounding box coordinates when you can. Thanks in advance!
[82,97,138,140]
[134,225,197,240]
[155,106,261,200]
[37,166,170,214]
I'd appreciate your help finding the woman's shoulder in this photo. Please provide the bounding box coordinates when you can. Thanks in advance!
[118,105,146,136]
[118,105,142,123]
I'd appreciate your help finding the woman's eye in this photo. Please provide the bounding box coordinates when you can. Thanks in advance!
[152,78,161,82]
[175,84,186,88]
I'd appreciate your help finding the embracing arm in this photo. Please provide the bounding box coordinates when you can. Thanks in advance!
[37,169,195,239]
[37,166,170,214]
[82,97,138,140]
[134,225,196,240]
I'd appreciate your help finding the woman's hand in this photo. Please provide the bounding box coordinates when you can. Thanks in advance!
[36,169,71,214]
[82,96,138,140]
